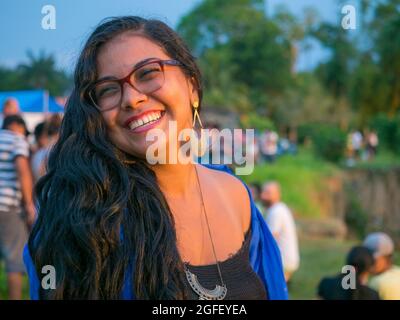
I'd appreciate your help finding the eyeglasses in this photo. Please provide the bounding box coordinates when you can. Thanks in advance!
[87,59,183,111]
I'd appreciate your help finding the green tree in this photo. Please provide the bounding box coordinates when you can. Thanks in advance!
[348,0,400,122]
[0,66,23,91]
[350,53,391,124]
[0,51,72,96]
[177,0,295,115]
[11,50,71,96]
[373,1,400,116]
[312,22,357,99]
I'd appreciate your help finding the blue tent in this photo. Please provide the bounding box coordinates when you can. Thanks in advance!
[0,90,64,113]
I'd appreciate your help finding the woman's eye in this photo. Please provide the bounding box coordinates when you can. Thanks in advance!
[136,66,162,81]
[97,84,119,98]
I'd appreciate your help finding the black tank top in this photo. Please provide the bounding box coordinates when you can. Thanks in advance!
[183,227,268,300]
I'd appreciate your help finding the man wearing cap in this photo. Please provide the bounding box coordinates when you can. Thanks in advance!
[363,232,400,300]
[0,115,35,299]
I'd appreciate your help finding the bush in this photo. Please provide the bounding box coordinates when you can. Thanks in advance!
[310,124,346,163]
[297,123,319,145]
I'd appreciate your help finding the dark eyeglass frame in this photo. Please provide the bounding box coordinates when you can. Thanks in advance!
[86,59,183,111]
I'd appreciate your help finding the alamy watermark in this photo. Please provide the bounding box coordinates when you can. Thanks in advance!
[145,121,255,175]
[41,5,56,30]
[341,265,356,289]
[41,265,56,290]
[341,5,356,30]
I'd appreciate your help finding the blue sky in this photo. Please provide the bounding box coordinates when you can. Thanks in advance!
[0,0,359,72]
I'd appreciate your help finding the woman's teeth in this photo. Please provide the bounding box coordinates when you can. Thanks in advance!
[128,111,162,130]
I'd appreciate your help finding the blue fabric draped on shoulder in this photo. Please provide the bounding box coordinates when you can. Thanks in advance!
[23,163,288,300]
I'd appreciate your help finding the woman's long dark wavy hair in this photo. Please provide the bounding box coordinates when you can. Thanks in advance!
[28,16,202,299]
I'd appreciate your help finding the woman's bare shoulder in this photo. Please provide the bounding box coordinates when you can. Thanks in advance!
[197,164,251,233]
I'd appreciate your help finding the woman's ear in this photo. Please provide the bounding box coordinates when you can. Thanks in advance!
[189,76,199,105]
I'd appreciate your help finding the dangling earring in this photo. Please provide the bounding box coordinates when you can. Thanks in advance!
[192,100,203,129]
[191,101,207,157]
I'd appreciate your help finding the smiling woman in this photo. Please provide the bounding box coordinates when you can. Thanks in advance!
[23,16,287,300]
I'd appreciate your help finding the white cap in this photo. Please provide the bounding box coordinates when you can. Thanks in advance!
[363,232,394,258]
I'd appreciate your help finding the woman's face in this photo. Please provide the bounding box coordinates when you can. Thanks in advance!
[96,32,198,159]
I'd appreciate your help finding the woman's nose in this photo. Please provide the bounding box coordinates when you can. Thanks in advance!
[120,82,148,110]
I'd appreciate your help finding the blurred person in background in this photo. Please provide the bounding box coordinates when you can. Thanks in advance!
[0,115,35,299]
[363,232,400,300]
[351,130,363,160]
[260,130,278,163]
[31,122,49,182]
[0,98,21,128]
[366,130,379,160]
[261,181,299,282]
[32,122,49,152]
[31,114,62,182]
[317,246,379,300]
[248,182,265,217]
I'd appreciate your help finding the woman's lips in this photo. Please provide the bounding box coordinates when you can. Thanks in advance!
[127,111,165,133]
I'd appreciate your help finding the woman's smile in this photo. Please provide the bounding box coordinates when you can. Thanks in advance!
[124,109,166,134]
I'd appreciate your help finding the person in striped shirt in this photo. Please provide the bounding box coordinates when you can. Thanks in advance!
[0,114,35,299]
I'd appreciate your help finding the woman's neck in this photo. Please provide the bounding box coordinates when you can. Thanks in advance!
[151,162,199,199]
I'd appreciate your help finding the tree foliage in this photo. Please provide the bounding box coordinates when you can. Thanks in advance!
[178,0,294,114]
[0,50,71,96]
[1,0,398,133]
[178,0,400,132]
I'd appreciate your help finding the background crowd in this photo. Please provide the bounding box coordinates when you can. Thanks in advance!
[0,98,61,299]
[248,179,400,300]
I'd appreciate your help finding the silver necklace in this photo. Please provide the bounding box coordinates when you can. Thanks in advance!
[183,165,227,300]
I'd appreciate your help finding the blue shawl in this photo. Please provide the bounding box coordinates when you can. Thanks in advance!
[23,163,288,300]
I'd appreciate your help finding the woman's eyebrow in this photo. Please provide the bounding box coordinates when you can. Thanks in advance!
[97,57,160,81]
[96,75,119,82]
[133,57,159,68]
